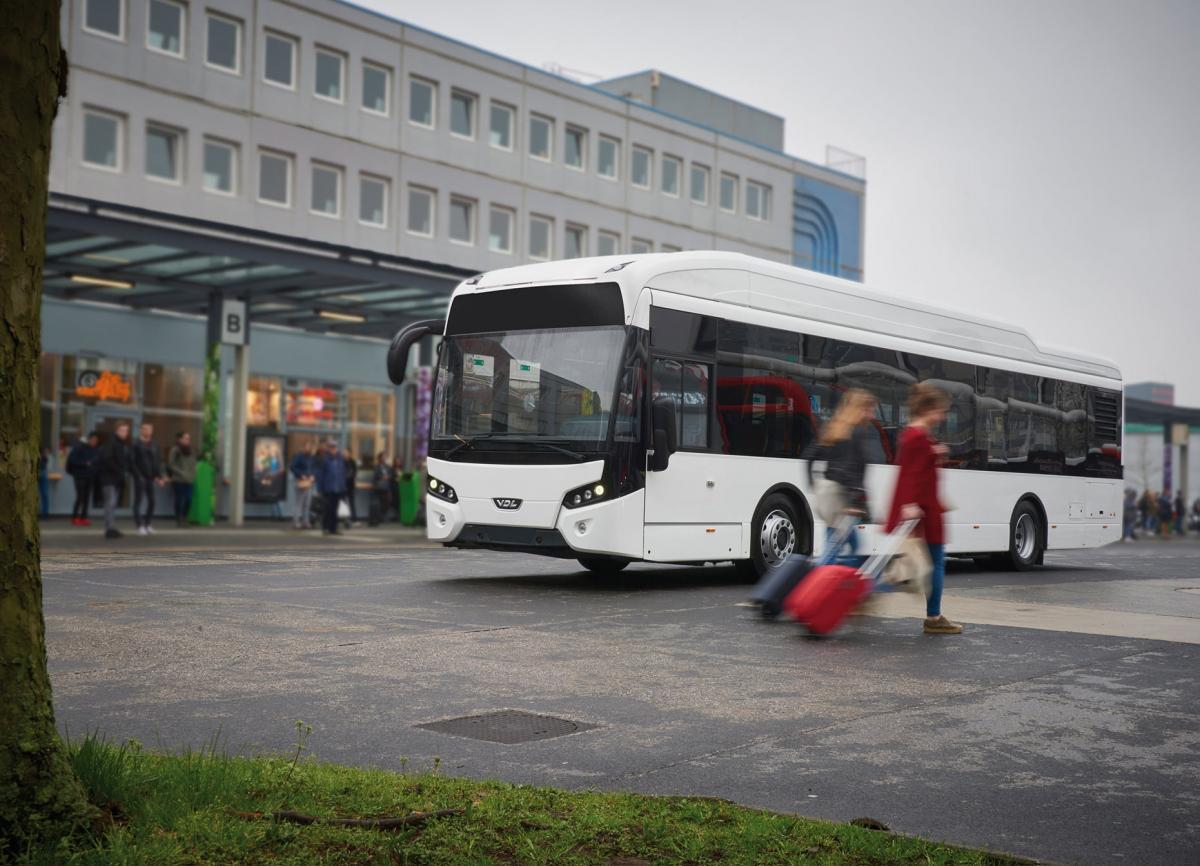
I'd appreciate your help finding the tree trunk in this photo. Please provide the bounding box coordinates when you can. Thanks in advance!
[0,0,94,853]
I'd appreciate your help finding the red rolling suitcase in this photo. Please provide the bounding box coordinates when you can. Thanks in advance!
[783,519,917,635]
[782,564,870,634]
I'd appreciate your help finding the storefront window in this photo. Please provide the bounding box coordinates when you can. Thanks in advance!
[285,382,343,428]
[143,363,203,412]
[347,389,395,467]
[248,376,282,427]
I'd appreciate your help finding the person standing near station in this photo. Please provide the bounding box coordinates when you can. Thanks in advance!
[290,440,317,529]
[1158,490,1173,539]
[97,422,132,539]
[370,452,394,526]
[38,446,51,517]
[67,432,100,526]
[886,383,963,635]
[316,439,347,536]
[167,431,197,526]
[1122,487,1139,542]
[342,448,359,524]
[1174,490,1186,536]
[131,422,166,535]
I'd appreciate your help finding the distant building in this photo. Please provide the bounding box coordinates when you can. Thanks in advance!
[1126,382,1175,406]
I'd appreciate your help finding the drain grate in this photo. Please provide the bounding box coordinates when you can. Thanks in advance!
[416,710,595,744]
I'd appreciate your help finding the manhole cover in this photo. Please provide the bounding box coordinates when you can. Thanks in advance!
[416,710,595,744]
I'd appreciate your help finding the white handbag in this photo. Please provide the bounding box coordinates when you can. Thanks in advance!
[337,498,351,519]
[881,535,932,596]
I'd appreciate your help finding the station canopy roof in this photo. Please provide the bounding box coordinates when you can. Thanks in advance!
[43,194,474,339]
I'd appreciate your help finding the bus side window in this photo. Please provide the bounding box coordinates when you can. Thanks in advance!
[652,357,710,451]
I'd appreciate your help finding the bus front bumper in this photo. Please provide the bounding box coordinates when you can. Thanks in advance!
[428,489,645,560]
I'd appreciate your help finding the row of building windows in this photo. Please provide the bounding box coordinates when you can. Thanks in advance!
[79,0,775,221]
[79,107,693,257]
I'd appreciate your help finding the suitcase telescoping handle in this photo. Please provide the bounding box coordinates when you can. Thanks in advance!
[857,519,919,581]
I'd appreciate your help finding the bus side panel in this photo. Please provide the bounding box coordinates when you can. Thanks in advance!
[642,452,805,562]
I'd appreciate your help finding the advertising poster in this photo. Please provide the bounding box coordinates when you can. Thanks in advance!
[246,429,287,503]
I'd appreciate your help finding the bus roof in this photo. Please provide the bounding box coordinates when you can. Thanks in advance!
[461,252,1121,381]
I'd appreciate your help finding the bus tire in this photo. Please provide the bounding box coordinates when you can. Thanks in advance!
[996,500,1043,571]
[744,493,801,580]
[577,556,630,575]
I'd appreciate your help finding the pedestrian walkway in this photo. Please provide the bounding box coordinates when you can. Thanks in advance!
[39,519,433,554]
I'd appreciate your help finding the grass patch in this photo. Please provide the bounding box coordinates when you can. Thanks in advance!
[19,732,1037,865]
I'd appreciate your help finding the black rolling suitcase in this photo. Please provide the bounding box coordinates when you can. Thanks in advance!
[749,516,855,619]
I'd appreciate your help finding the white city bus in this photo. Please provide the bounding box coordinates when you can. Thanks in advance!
[387,252,1123,577]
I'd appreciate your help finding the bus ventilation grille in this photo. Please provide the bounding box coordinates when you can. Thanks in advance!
[1092,391,1121,443]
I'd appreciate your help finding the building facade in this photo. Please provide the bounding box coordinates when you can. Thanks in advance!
[39,0,866,518]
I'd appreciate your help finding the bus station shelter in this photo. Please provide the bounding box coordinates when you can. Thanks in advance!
[40,193,472,523]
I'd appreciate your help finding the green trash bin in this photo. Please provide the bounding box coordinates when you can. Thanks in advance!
[398,471,423,526]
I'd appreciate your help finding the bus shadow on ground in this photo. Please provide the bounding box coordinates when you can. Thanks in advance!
[441,563,755,593]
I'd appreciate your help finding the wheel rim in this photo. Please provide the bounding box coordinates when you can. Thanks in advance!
[1014,513,1036,561]
[759,509,796,568]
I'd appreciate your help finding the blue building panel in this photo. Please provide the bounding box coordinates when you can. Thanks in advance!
[793,175,863,282]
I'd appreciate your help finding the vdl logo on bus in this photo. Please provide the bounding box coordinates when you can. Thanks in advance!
[493,498,522,510]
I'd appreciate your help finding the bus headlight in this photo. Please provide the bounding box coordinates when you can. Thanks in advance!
[563,482,608,509]
[427,476,457,503]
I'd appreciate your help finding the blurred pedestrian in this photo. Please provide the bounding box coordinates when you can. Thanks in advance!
[342,449,359,523]
[167,431,197,526]
[131,422,167,535]
[1140,489,1157,533]
[290,440,317,529]
[1191,497,1200,534]
[370,452,393,526]
[802,388,876,564]
[1174,491,1186,535]
[37,446,51,517]
[1122,487,1138,542]
[316,439,347,535]
[886,383,962,635]
[67,432,100,526]
[1158,490,1173,539]
[97,422,132,539]
[391,456,405,521]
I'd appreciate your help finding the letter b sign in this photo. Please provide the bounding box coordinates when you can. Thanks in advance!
[220,299,248,346]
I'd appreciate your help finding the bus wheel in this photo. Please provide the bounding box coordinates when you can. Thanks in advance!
[577,556,630,575]
[746,493,800,580]
[996,501,1043,571]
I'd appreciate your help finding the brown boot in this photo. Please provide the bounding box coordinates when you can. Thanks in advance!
[923,615,963,635]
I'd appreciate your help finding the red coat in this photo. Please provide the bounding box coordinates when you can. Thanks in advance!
[885,426,945,545]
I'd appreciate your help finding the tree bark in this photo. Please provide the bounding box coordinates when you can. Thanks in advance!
[0,0,94,853]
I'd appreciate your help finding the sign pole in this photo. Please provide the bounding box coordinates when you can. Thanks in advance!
[222,298,250,527]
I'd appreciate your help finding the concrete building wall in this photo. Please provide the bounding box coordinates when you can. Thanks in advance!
[54,0,853,271]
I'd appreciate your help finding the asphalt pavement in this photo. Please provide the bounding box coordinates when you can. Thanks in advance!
[41,523,1200,865]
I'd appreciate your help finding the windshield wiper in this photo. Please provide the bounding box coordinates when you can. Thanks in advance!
[445,433,587,461]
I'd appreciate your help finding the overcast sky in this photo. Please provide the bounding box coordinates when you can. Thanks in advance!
[358,0,1200,402]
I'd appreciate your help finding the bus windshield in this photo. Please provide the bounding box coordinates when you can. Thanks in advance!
[433,326,630,449]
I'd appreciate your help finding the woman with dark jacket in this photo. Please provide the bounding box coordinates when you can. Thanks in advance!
[803,388,877,564]
[67,433,101,525]
[885,383,962,635]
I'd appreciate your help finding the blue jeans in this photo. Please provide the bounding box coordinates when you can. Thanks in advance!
[823,525,865,568]
[926,542,945,617]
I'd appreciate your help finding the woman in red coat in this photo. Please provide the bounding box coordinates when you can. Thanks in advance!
[886,383,963,635]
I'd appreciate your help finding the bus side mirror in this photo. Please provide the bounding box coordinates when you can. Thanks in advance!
[650,398,678,472]
[386,318,445,384]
